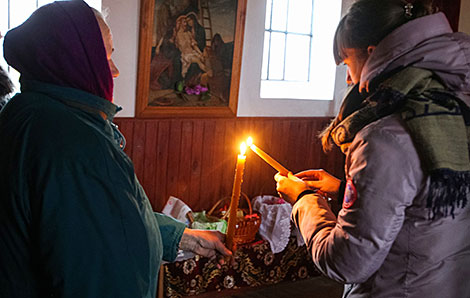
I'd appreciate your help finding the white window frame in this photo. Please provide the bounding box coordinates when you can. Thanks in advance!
[261,0,341,100]
[237,0,350,117]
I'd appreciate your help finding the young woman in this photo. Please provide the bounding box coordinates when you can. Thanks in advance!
[275,0,470,297]
[0,1,230,297]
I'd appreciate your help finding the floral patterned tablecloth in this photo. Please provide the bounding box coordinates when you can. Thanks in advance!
[161,236,319,297]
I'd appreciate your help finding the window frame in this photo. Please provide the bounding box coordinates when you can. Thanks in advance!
[236,0,349,117]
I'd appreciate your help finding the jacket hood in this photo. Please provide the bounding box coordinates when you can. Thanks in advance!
[360,12,470,106]
[3,0,114,102]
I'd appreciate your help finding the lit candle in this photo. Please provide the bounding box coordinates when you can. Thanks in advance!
[225,142,247,252]
[246,137,289,176]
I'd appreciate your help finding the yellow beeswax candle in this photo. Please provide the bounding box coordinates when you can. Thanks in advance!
[246,137,289,176]
[225,142,247,252]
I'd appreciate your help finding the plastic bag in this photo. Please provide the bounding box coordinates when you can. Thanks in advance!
[191,211,227,233]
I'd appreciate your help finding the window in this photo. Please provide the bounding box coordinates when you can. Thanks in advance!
[237,0,347,117]
[0,0,102,92]
[261,0,342,100]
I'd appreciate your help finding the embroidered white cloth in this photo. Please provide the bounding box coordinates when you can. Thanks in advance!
[252,195,295,253]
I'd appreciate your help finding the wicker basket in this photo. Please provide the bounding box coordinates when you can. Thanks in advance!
[208,193,261,245]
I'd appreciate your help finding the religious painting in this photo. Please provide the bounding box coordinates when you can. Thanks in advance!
[136,0,247,117]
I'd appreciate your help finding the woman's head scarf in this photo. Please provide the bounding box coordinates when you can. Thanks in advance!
[3,0,113,101]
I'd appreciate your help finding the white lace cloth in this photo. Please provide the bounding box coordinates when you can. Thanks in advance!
[252,195,304,253]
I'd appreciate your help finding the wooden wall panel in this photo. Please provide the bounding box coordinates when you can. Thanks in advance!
[142,122,158,207]
[155,121,170,208]
[114,117,344,212]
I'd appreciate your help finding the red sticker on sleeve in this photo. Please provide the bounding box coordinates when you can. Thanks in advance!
[343,179,357,209]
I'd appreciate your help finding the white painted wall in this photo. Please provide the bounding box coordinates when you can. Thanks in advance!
[103,0,140,117]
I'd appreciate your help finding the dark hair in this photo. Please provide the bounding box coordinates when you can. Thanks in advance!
[333,0,435,64]
[0,66,13,99]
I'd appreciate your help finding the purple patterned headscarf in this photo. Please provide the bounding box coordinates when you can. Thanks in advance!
[3,0,113,101]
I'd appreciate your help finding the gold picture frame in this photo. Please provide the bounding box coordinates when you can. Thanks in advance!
[136,0,247,118]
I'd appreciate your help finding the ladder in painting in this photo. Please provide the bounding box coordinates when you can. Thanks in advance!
[199,0,213,46]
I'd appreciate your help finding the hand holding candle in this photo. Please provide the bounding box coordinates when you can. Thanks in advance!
[246,137,289,176]
[225,142,247,252]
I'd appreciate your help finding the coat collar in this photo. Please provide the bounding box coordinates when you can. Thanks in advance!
[20,80,121,121]
[360,13,470,106]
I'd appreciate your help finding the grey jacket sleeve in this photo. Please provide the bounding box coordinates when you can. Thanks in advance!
[291,117,421,283]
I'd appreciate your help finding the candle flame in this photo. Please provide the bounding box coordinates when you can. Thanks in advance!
[246,137,253,147]
[240,142,247,155]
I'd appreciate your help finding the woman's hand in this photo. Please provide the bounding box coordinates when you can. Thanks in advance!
[179,228,232,265]
[295,169,341,200]
[274,172,311,204]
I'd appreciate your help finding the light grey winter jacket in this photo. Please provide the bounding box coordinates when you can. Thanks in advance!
[293,114,470,297]
[291,12,470,298]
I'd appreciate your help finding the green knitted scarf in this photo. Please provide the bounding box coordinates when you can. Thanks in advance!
[322,67,470,219]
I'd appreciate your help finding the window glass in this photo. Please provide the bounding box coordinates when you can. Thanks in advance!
[285,34,310,81]
[267,31,286,80]
[0,1,7,44]
[270,0,288,31]
[10,0,37,29]
[287,0,312,34]
[260,0,342,100]
[264,0,273,29]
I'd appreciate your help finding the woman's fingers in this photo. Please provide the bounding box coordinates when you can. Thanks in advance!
[295,169,324,180]
[304,180,322,189]
[213,237,232,257]
[195,246,216,258]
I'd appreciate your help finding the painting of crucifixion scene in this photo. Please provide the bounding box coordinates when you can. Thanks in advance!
[148,0,238,107]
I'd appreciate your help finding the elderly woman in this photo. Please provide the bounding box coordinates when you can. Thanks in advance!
[0,1,230,297]
[275,0,470,297]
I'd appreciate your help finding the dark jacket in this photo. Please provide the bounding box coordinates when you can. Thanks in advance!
[0,81,186,298]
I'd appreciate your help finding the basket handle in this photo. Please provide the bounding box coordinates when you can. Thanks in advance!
[207,197,228,216]
[207,192,252,220]
[240,192,253,215]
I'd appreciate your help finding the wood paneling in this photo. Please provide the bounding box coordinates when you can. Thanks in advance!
[114,117,344,212]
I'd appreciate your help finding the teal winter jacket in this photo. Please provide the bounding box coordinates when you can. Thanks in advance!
[0,81,186,298]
